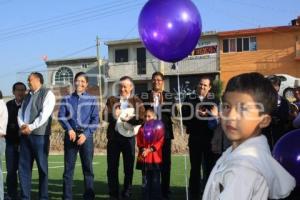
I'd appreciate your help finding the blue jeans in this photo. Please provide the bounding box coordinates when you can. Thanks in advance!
[19,135,49,200]
[63,135,94,200]
[0,138,6,200]
[5,142,19,200]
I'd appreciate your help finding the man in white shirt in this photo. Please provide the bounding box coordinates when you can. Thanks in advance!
[0,90,8,200]
[17,72,56,200]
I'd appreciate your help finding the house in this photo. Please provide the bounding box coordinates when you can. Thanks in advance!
[219,16,300,87]
[45,56,107,107]
[105,31,220,97]
[46,56,101,86]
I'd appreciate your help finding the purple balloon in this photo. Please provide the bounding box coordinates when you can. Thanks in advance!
[143,120,165,142]
[273,129,300,188]
[153,120,164,131]
[138,0,202,63]
[144,120,155,143]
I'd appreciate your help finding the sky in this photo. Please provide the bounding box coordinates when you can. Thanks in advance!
[0,0,299,96]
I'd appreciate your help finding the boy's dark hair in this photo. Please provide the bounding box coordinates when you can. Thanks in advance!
[74,72,89,83]
[152,71,165,80]
[12,82,26,92]
[0,90,2,99]
[224,72,277,114]
[30,72,44,84]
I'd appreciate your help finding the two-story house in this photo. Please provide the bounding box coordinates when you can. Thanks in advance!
[45,56,109,105]
[105,32,220,97]
[219,16,300,87]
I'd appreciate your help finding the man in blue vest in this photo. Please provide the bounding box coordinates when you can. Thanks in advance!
[17,72,56,200]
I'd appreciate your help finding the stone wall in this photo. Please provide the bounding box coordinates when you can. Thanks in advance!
[50,118,189,154]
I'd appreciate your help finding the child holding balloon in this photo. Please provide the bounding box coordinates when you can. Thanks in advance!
[202,73,296,200]
[136,108,165,200]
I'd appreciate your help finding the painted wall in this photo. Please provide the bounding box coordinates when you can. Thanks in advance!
[220,28,300,87]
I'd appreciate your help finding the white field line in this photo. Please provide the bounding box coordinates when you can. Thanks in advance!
[2,162,99,174]
[2,161,67,164]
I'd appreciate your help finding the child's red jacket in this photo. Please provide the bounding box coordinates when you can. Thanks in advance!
[136,120,165,171]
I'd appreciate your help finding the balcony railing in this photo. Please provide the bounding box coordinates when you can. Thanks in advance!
[107,54,219,80]
[163,54,219,75]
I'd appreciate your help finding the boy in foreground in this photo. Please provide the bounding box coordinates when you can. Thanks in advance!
[202,72,295,200]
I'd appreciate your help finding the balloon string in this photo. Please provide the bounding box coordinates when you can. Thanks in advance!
[175,63,189,200]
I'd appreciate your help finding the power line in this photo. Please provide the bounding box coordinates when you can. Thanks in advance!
[16,44,97,74]
[0,1,143,78]
[0,0,136,34]
[0,1,143,43]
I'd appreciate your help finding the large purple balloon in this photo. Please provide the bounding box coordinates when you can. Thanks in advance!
[273,129,300,188]
[138,0,202,63]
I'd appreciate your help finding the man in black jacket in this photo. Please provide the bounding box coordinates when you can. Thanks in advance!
[103,76,145,200]
[182,76,218,200]
[5,82,26,200]
[265,75,290,149]
[139,72,175,200]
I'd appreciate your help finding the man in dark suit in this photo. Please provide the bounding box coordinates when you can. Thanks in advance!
[103,76,145,200]
[182,76,219,200]
[139,72,175,200]
[265,75,290,149]
[5,82,26,200]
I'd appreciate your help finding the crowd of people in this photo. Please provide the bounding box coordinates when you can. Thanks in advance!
[0,71,298,200]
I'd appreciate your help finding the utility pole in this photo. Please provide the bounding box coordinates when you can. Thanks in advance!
[96,36,103,119]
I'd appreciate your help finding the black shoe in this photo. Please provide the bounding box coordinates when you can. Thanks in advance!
[109,196,119,200]
[189,194,200,200]
[121,191,131,200]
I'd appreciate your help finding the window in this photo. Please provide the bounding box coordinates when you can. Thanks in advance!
[250,37,257,51]
[115,49,128,63]
[223,39,229,53]
[296,35,300,59]
[229,39,236,52]
[82,63,88,68]
[55,67,73,85]
[222,37,256,53]
[137,47,146,75]
[243,38,249,51]
[134,83,148,95]
[237,38,243,52]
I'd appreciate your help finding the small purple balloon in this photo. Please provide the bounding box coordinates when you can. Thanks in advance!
[144,120,165,142]
[273,129,300,188]
[153,120,164,131]
[144,120,155,142]
[138,0,202,63]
